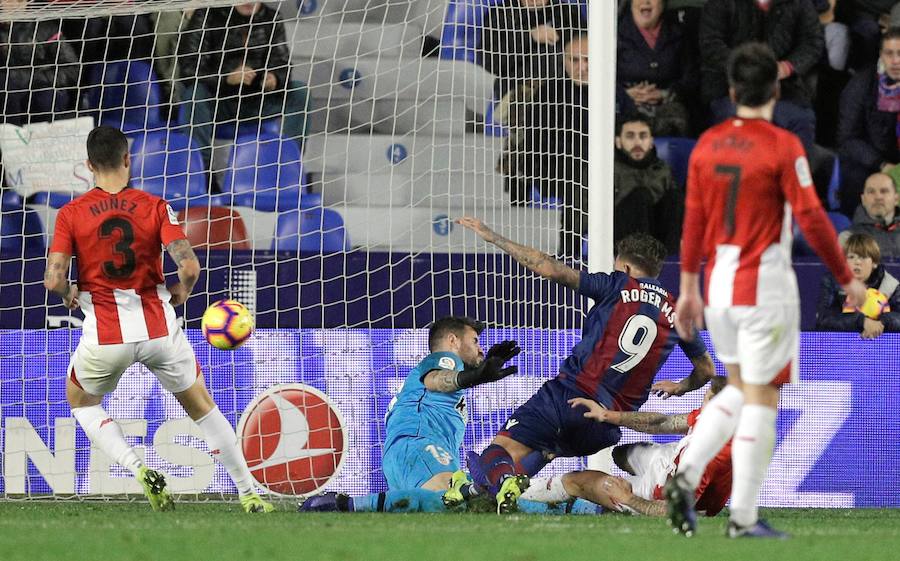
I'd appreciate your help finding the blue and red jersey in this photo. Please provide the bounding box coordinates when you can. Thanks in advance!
[557,270,707,411]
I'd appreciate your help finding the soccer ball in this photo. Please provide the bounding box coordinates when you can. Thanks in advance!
[859,288,890,320]
[201,299,254,350]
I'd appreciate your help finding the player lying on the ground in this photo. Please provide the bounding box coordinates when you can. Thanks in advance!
[43,126,272,513]
[382,316,520,492]
[298,471,614,515]
[521,376,732,517]
[456,219,716,512]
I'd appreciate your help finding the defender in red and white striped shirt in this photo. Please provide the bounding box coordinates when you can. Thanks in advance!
[44,126,272,513]
[666,43,867,539]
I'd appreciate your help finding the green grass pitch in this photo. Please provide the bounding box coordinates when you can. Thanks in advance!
[0,502,897,561]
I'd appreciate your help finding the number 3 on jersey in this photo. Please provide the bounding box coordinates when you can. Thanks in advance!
[611,314,658,373]
[99,217,136,279]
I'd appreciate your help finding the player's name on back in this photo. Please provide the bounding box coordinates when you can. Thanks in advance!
[88,196,139,217]
[620,283,675,326]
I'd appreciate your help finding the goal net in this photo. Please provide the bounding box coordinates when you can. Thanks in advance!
[0,0,603,500]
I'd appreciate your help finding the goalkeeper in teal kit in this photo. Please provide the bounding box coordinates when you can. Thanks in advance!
[300,316,521,513]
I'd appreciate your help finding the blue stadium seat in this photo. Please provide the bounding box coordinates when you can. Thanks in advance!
[440,0,585,63]
[271,208,349,253]
[0,197,44,254]
[129,130,209,210]
[215,133,309,211]
[30,191,78,208]
[86,60,165,132]
[212,119,281,140]
[828,211,852,233]
[827,156,842,211]
[440,0,504,63]
[654,137,697,188]
[484,99,509,138]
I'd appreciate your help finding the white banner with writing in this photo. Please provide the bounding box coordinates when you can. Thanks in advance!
[0,117,94,198]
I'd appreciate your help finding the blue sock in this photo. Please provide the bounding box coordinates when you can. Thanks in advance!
[352,489,446,513]
[518,499,568,515]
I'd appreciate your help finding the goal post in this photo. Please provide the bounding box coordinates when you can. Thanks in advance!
[0,0,595,499]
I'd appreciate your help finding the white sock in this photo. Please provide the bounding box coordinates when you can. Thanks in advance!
[730,404,777,527]
[677,385,744,490]
[72,405,143,477]
[195,407,256,496]
[520,476,571,503]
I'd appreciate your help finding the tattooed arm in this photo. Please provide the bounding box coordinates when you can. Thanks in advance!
[456,216,580,290]
[423,369,461,393]
[622,494,668,517]
[43,252,78,309]
[165,239,200,307]
[569,398,691,435]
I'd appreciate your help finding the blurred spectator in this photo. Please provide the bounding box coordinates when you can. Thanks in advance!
[840,172,900,257]
[153,10,194,109]
[844,0,895,69]
[480,0,585,99]
[0,0,78,126]
[698,0,824,149]
[613,114,683,254]
[814,0,851,146]
[175,2,308,167]
[836,28,900,215]
[515,33,588,258]
[70,15,155,63]
[816,232,900,335]
[617,0,699,136]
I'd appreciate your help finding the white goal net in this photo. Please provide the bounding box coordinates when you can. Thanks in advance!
[0,0,623,500]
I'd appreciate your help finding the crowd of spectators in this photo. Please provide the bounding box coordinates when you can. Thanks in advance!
[5,0,900,267]
[487,0,900,262]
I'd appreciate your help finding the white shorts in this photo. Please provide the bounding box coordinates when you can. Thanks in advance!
[703,305,799,386]
[68,327,200,396]
[623,441,680,501]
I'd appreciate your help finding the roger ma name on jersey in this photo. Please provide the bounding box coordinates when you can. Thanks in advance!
[384,351,467,450]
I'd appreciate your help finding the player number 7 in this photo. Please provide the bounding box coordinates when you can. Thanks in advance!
[714,164,742,237]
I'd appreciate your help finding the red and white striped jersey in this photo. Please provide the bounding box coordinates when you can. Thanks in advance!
[49,187,187,345]
[681,118,821,307]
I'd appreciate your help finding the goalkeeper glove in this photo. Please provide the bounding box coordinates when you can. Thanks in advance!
[456,340,521,389]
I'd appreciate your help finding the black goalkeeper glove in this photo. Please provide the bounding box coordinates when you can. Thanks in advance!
[456,340,522,389]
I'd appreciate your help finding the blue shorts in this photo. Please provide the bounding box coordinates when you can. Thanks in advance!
[498,378,622,458]
[381,436,460,489]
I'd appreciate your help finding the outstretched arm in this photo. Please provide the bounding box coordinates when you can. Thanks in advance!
[457,216,580,290]
[568,398,690,435]
[165,239,200,307]
[43,252,78,309]
[652,353,716,399]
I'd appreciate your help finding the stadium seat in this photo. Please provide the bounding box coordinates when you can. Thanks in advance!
[211,118,281,141]
[654,137,696,188]
[215,133,309,212]
[129,130,209,210]
[439,0,585,63]
[827,156,842,211]
[439,0,504,63]
[271,208,350,252]
[0,197,44,254]
[484,99,509,138]
[30,191,78,208]
[85,60,165,132]
[177,206,250,251]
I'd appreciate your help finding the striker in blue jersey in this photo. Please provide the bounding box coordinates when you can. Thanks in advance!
[382,351,466,488]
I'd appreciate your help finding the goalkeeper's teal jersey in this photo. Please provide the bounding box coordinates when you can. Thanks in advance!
[384,351,467,450]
